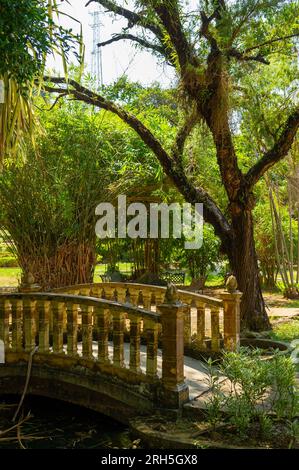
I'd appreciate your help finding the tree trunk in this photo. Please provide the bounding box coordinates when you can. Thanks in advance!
[228,208,271,331]
[19,241,96,290]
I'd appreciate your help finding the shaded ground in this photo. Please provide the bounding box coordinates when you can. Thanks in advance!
[131,413,298,449]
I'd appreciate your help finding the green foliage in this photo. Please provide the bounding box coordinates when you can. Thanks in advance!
[0,0,77,89]
[185,126,228,213]
[205,348,298,442]
[176,225,221,283]
[254,196,278,288]
[270,353,298,420]
[204,358,226,430]
[0,0,51,86]
[0,1,83,163]
[0,256,18,268]
[270,320,299,343]
[0,101,156,287]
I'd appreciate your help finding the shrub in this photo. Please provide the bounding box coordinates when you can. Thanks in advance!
[205,348,299,443]
[0,256,19,268]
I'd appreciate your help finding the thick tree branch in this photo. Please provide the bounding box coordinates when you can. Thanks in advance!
[227,33,299,65]
[42,76,232,244]
[152,2,198,69]
[86,0,163,38]
[246,107,299,188]
[227,48,270,65]
[87,1,176,64]
[199,1,227,51]
[171,111,198,162]
[97,33,167,58]
[200,11,219,52]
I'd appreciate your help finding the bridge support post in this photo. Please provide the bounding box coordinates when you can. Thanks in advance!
[219,290,242,351]
[158,285,189,408]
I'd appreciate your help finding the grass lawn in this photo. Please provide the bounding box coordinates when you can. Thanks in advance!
[269,319,299,343]
[263,290,299,309]
[269,319,299,374]
[205,274,224,287]
[0,264,225,288]
[0,267,21,287]
[0,264,134,287]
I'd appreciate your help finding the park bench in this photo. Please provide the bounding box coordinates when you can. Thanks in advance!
[160,270,185,285]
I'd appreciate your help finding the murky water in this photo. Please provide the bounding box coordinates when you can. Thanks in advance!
[0,395,136,449]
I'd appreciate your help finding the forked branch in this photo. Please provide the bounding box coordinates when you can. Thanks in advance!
[246,107,299,188]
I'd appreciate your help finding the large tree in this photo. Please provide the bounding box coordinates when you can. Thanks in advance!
[43,1,298,329]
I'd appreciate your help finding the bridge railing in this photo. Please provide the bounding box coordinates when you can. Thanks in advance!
[52,282,242,352]
[0,291,189,407]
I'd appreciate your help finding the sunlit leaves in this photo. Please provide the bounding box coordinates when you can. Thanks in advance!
[0,0,83,163]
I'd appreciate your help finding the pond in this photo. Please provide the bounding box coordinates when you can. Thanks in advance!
[0,395,137,449]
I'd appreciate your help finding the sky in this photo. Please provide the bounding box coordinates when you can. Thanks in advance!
[47,0,176,86]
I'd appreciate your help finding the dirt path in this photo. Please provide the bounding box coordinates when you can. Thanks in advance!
[267,307,299,318]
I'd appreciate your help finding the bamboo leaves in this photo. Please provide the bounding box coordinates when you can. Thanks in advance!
[0,0,83,164]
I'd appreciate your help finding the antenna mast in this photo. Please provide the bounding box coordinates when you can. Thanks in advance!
[89,7,103,87]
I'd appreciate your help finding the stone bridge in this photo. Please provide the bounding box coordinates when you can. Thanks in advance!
[0,283,241,423]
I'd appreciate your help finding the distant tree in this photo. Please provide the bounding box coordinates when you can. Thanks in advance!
[0,103,153,288]
[178,225,221,290]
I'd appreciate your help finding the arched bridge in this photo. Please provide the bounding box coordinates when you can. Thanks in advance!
[0,283,241,423]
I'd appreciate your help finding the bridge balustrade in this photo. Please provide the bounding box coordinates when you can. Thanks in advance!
[0,291,190,407]
[53,282,241,353]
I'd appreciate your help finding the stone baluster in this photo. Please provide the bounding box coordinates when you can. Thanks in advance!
[66,302,78,356]
[95,306,110,363]
[183,303,192,346]
[142,291,151,310]
[112,310,125,368]
[104,286,114,301]
[128,289,139,307]
[80,287,91,297]
[154,291,165,310]
[220,290,242,351]
[23,298,36,352]
[195,301,206,350]
[38,300,51,354]
[11,299,23,353]
[80,302,93,359]
[144,318,159,379]
[117,288,127,304]
[154,291,164,336]
[210,305,221,351]
[129,314,142,373]
[90,285,101,298]
[117,289,129,333]
[52,301,65,354]
[158,285,189,408]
